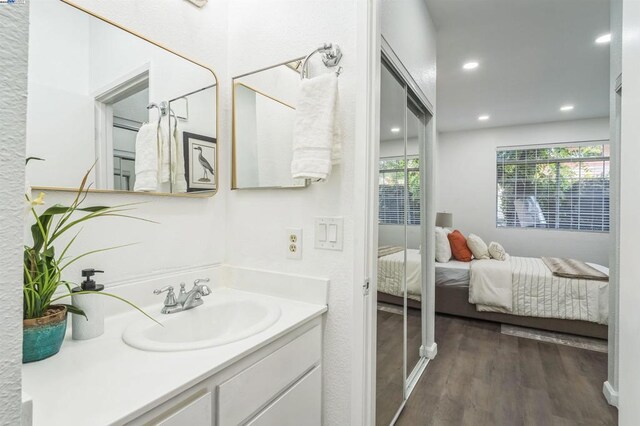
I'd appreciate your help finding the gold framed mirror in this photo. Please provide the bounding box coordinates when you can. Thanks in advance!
[26,0,219,198]
[232,58,309,190]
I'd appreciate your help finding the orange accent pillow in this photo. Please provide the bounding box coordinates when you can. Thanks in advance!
[447,230,473,262]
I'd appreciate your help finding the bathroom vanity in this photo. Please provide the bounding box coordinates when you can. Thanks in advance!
[132,316,322,426]
[22,267,328,426]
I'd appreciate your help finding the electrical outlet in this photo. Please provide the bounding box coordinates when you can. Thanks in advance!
[286,228,302,260]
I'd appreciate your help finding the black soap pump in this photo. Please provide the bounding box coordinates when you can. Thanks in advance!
[71,269,105,340]
[75,269,105,292]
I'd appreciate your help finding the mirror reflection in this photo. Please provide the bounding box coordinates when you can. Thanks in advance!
[232,60,308,189]
[26,0,218,196]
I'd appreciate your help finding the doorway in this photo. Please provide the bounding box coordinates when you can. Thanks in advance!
[94,68,149,191]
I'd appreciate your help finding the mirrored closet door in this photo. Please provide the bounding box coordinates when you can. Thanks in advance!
[376,62,407,426]
[376,58,429,425]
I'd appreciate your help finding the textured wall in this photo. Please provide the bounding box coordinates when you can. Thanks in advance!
[0,3,29,424]
[225,2,359,423]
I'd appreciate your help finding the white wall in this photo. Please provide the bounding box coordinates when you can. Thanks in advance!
[381,0,437,106]
[28,0,228,295]
[605,0,622,406]
[618,0,640,422]
[437,118,611,265]
[0,3,29,424]
[225,2,360,423]
[26,1,94,187]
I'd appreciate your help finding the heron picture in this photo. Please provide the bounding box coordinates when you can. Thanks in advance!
[183,132,216,192]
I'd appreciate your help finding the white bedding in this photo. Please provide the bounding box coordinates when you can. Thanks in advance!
[377,249,422,300]
[476,256,609,325]
[469,259,512,312]
[384,255,609,325]
[435,260,471,288]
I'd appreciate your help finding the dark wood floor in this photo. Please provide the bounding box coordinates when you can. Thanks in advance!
[393,314,618,426]
[376,307,423,425]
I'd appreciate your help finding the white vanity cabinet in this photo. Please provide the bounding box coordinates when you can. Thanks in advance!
[127,320,322,426]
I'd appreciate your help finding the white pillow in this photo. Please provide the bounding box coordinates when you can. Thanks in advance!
[435,227,452,263]
[488,241,510,261]
[467,234,490,260]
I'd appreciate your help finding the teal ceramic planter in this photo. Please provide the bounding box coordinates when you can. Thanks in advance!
[23,306,68,363]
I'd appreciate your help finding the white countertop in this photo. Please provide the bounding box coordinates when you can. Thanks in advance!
[22,287,327,426]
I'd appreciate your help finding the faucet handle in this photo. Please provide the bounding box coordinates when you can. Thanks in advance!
[154,286,177,307]
[193,278,210,286]
[154,285,174,295]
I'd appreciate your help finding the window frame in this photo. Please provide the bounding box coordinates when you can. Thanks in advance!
[379,155,421,226]
[495,140,610,233]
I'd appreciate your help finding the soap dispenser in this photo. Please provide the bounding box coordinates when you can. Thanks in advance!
[72,269,105,340]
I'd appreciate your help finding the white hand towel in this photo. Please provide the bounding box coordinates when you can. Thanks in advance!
[134,122,159,192]
[159,117,171,183]
[291,72,339,181]
[171,122,188,192]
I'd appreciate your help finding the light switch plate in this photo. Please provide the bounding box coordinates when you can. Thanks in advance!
[315,217,344,251]
[286,228,302,260]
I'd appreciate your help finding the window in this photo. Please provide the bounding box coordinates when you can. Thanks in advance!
[379,157,421,225]
[496,142,610,232]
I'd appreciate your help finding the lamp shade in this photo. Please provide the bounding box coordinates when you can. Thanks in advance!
[435,212,453,228]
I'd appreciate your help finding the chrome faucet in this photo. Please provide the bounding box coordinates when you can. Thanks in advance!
[154,278,211,314]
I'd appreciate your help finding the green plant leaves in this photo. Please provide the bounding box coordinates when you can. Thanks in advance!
[58,303,87,320]
[23,166,156,323]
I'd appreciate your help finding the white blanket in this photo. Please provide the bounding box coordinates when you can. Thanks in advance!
[469,259,513,312]
[377,249,422,300]
[470,256,608,324]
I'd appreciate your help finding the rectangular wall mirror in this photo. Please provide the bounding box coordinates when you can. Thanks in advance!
[232,59,309,189]
[26,0,218,197]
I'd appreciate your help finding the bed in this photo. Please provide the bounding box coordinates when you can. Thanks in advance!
[377,248,609,339]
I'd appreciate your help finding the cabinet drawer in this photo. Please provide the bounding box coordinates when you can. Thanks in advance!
[153,391,212,426]
[217,325,321,426]
[247,366,321,426]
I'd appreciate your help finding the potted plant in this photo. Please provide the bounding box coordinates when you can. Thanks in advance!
[23,166,156,363]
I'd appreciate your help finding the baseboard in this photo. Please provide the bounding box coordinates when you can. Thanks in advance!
[423,342,438,359]
[603,381,619,407]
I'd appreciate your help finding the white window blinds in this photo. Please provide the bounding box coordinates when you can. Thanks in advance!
[496,142,610,232]
[379,157,421,225]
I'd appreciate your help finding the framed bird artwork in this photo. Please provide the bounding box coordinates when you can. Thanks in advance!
[183,132,217,192]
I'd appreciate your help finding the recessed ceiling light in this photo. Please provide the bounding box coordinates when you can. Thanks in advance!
[478,115,490,121]
[560,105,575,112]
[390,127,401,133]
[463,61,479,70]
[595,33,611,44]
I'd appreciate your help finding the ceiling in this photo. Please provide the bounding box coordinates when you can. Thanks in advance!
[426,0,611,132]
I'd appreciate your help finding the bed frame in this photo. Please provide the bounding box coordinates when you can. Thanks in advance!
[378,286,608,340]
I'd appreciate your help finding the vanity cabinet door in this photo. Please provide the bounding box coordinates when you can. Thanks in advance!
[154,392,212,426]
[246,366,321,426]
[217,326,321,426]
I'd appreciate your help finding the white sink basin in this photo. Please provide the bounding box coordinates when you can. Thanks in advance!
[122,298,281,352]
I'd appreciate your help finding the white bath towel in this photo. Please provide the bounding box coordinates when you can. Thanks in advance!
[171,121,188,192]
[155,116,188,192]
[291,73,339,181]
[134,122,159,192]
[158,117,171,184]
